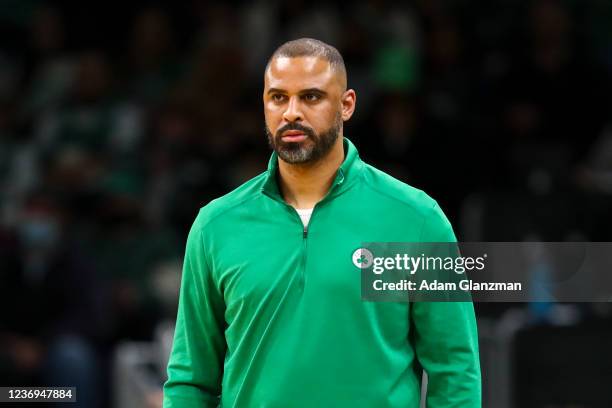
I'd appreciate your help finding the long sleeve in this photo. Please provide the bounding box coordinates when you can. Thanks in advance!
[410,202,481,407]
[163,217,226,408]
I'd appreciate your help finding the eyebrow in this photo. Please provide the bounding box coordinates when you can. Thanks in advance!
[267,88,286,95]
[267,88,327,96]
[299,88,327,96]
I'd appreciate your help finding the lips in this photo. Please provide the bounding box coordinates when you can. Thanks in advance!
[281,130,307,143]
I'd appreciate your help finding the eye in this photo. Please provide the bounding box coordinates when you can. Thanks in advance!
[271,93,286,102]
[302,93,320,102]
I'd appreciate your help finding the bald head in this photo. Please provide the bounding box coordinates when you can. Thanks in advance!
[266,38,347,91]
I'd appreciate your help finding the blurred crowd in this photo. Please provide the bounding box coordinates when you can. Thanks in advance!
[1,0,611,406]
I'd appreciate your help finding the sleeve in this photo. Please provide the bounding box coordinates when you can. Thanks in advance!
[163,217,226,408]
[410,202,482,407]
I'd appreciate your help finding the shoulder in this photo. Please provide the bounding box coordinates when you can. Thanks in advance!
[191,170,269,234]
[360,162,455,241]
[361,163,437,216]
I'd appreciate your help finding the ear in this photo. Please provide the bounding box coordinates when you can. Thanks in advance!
[341,89,356,122]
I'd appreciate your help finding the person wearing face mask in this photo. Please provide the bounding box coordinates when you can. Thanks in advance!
[0,193,109,408]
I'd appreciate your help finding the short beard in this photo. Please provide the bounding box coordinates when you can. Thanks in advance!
[266,113,342,164]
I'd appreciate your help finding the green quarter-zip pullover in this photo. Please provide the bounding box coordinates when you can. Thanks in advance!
[164,138,481,408]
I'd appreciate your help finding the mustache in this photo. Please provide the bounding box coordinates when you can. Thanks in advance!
[275,123,316,140]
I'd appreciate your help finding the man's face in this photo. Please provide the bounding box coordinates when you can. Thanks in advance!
[263,56,348,164]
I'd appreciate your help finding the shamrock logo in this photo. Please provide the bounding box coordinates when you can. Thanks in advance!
[352,248,373,269]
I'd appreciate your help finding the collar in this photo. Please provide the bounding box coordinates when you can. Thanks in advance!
[262,137,364,203]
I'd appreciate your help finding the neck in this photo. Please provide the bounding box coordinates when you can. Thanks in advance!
[278,136,344,209]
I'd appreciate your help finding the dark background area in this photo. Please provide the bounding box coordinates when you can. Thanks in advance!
[1,0,611,407]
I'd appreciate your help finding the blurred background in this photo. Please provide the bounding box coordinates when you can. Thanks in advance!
[0,0,611,407]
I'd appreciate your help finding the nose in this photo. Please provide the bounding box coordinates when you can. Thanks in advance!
[282,96,303,123]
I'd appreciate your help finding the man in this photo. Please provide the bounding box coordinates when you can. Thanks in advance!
[163,38,481,407]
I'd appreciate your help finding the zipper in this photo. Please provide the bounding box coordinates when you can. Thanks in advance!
[273,168,346,292]
[295,207,313,291]
[300,223,308,291]
[296,169,346,291]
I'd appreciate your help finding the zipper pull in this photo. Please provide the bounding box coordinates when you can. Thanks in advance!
[303,226,308,239]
